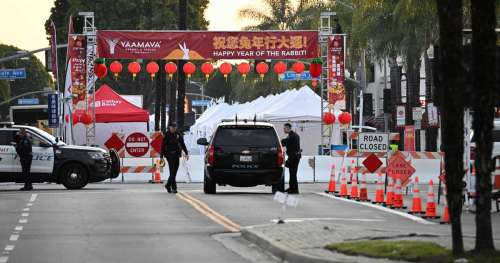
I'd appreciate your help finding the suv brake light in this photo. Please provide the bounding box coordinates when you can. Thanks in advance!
[208,145,215,166]
[277,147,284,166]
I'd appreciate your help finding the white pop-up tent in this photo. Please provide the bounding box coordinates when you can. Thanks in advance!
[188,86,325,155]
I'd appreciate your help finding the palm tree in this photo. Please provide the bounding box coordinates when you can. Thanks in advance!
[238,0,323,30]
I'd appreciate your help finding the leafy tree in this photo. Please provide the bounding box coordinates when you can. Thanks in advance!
[44,0,209,111]
[239,0,324,30]
[0,44,53,119]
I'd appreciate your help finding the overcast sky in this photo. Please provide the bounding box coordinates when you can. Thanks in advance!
[0,0,258,62]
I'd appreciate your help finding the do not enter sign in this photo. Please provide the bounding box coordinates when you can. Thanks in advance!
[125,132,150,157]
[358,133,389,152]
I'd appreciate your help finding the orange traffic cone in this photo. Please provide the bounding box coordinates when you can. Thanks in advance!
[409,176,423,214]
[423,179,440,219]
[359,172,370,202]
[372,173,385,204]
[392,179,406,209]
[151,161,163,184]
[440,188,450,224]
[384,179,395,207]
[350,173,359,200]
[338,168,349,197]
[325,164,337,194]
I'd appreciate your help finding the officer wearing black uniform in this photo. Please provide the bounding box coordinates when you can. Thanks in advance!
[281,123,301,194]
[15,128,33,191]
[160,123,189,193]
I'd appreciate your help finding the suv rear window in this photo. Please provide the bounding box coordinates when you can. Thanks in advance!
[213,126,279,147]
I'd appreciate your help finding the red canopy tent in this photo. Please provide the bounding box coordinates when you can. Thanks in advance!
[74,84,148,123]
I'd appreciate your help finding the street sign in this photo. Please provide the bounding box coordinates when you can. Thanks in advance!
[125,132,149,157]
[105,133,125,152]
[281,71,312,81]
[412,107,423,121]
[362,153,383,173]
[192,100,210,107]
[358,132,389,152]
[396,105,405,127]
[404,125,416,151]
[0,68,26,79]
[386,152,416,186]
[18,98,39,105]
[427,102,439,127]
[47,93,59,128]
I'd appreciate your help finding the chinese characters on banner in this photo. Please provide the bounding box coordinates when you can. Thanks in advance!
[404,125,416,151]
[97,31,319,60]
[47,93,59,128]
[67,35,87,110]
[327,35,346,109]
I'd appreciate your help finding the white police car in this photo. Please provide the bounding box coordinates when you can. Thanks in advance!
[0,123,120,189]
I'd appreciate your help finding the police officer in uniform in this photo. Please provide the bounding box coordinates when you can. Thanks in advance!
[161,123,189,193]
[15,128,33,191]
[281,123,301,194]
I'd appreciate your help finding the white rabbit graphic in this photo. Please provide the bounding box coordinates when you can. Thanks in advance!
[179,42,190,60]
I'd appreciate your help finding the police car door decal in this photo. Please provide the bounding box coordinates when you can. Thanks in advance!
[0,145,16,173]
[27,134,54,174]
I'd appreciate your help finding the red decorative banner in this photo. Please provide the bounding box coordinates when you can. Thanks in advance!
[97,30,319,60]
[67,35,87,108]
[404,125,416,151]
[327,34,346,109]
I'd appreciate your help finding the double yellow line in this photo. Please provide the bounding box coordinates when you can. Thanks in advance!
[176,191,241,232]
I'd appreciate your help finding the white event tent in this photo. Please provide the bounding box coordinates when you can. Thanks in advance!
[187,86,326,155]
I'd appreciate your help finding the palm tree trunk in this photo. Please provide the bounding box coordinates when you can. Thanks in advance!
[436,0,466,257]
[176,0,187,129]
[471,0,496,252]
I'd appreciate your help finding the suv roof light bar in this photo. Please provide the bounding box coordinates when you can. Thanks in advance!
[0,122,14,128]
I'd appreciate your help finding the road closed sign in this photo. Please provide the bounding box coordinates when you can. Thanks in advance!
[358,133,389,152]
[125,132,150,157]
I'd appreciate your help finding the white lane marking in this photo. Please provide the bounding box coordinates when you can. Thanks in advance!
[8,235,18,242]
[21,213,29,217]
[26,203,33,207]
[29,194,37,202]
[23,208,30,212]
[18,219,27,224]
[270,217,385,223]
[3,246,14,252]
[0,256,8,263]
[316,192,435,225]
[14,226,23,232]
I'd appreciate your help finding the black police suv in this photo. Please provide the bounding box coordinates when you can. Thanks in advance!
[197,120,285,194]
[0,123,120,189]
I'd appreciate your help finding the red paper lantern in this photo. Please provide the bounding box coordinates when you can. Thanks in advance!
[322,112,335,125]
[81,113,92,125]
[201,62,214,82]
[309,63,322,78]
[292,62,305,75]
[237,62,250,81]
[338,112,352,125]
[109,61,123,79]
[164,62,177,80]
[183,62,196,79]
[273,61,287,80]
[146,61,159,79]
[94,63,107,79]
[128,61,141,79]
[255,62,269,80]
[219,62,232,81]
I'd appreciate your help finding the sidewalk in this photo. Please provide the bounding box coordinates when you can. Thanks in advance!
[241,219,499,263]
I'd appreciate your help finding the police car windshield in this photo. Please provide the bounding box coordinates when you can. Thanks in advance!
[29,127,61,145]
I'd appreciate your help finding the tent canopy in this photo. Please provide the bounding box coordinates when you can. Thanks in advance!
[75,84,149,123]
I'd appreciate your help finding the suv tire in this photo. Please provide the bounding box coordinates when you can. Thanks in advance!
[204,172,216,194]
[60,163,89,190]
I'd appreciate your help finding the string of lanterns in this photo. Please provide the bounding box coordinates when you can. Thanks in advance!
[94,60,317,83]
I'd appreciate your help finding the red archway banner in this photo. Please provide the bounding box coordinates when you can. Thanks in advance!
[97,30,318,60]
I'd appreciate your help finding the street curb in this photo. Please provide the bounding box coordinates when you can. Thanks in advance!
[241,227,342,263]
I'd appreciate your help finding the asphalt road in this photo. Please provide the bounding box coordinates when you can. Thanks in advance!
[1,183,499,263]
